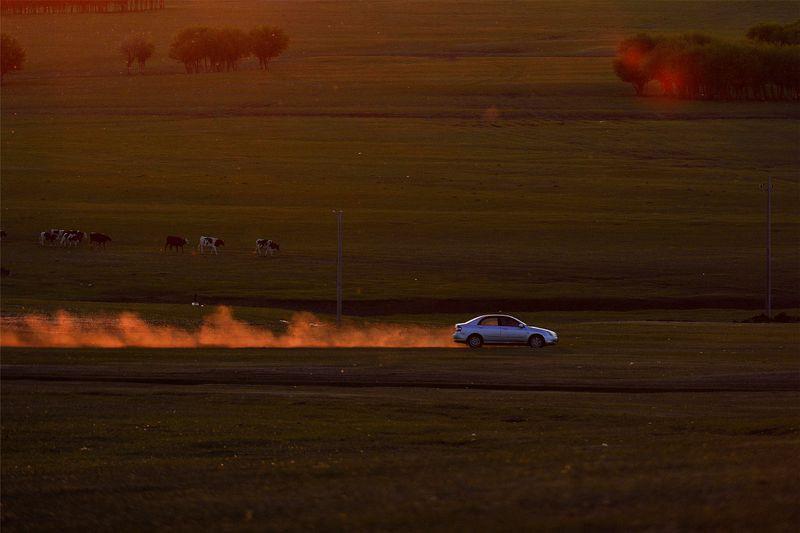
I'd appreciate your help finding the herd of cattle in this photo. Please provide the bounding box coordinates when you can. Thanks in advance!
[38,229,280,256]
[39,229,110,247]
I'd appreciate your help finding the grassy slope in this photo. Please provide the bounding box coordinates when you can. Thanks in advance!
[1,0,799,310]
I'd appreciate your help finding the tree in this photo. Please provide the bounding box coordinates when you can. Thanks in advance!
[217,28,251,71]
[169,26,253,73]
[613,30,800,101]
[120,34,155,74]
[747,20,800,46]
[1,33,25,81]
[169,25,290,74]
[120,36,137,73]
[613,58,649,96]
[250,26,289,70]
[612,33,657,95]
[169,27,208,73]
[136,40,155,72]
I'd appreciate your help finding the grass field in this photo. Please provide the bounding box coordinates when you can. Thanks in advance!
[2,1,799,530]
[1,0,799,310]
[2,322,799,530]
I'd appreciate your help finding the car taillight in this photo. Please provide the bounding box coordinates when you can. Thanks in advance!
[456,325,462,331]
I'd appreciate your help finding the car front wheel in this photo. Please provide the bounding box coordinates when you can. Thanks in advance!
[528,335,545,349]
[467,334,483,349]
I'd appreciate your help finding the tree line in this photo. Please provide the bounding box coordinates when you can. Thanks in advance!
[0,25,289,81]
[614,21,800,100]
[747,20,800,46]
[1,0,164,14]
[168,26,289,73]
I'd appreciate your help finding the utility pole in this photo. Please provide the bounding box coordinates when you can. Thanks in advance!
[335,210,343,326]
[765,177,772,320]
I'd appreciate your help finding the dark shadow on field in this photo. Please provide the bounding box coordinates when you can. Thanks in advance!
[3,363,797,393]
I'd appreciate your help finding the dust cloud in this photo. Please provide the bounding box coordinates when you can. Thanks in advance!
[0,307,456,349]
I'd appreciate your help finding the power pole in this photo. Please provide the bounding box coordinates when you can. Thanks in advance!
[765,177,772,320]
[335,210,343,326]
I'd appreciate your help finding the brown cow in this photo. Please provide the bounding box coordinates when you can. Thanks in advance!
[89,232,112,248]
[164,235,189,252]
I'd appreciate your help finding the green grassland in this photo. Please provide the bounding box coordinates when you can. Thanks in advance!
[2,322,799,530]
[2,3,800,530]
[3,384,798,530]
[1,0,799,311]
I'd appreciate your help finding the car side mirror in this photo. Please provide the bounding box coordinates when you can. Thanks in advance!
[518,323,526,328]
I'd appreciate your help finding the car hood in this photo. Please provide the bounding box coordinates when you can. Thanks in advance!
[527,326,556,336]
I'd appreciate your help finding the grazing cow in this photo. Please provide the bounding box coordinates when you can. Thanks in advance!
[89,232,112,248]
[40,229,61,246]
[164,235,189,252]
[61,230,85,247]
[198,236,224,254]
[58,230,73,246]
[41,229,65,245]
[57,229,73,246]
[256,239,280,256]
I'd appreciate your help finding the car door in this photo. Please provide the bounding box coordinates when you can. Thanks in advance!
[499,316,527,343]
[476,316,502,342]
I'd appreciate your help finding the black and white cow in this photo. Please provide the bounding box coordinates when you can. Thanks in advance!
[256,239,280,256]
[61,230,85,247]
[40,230,60,246]
[39,229,65,246]
[164,235,189,252]
[89,232,112,248]
[199,236,224,254]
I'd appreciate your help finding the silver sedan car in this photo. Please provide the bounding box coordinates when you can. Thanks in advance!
[453,314,558,349]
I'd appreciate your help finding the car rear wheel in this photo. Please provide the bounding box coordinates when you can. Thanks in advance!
[528,335,545,349]
[467,334,483,349]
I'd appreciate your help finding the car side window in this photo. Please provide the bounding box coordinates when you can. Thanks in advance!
[499,317,519,327]
[479,317,499,326]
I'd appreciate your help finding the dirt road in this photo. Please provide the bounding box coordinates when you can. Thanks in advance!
[4,361,797,392]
